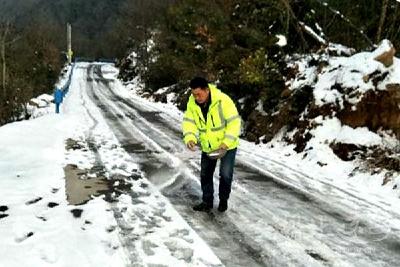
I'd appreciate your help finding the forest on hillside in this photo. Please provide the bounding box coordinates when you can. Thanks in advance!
[1,0,400,126]
[120,0,400,107]
[0,0,174,125]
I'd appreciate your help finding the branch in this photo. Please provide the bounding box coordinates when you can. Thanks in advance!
[5,35,21,46]
[279,0,309,50]
[299,22,327,46]
[312,0,374,47]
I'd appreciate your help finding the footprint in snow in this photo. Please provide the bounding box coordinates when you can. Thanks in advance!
[47,202,59,208]
[25,197,43,205]
[70,209,83,218]
[15,232,34,243]
[0,205,8,212]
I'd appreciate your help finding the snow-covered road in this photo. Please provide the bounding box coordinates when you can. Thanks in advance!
[84,63,400,266]
[1,62,400,267]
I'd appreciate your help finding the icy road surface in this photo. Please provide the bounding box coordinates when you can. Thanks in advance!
[82,63,400,267]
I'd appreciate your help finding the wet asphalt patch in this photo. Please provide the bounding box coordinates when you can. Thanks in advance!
[64,164,134,205]
[65,137,137,206]
[64,164,109,205]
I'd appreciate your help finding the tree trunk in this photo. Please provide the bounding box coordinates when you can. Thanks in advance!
[376,0,389,43]
[279,0,308,50]
[1,41,5,98]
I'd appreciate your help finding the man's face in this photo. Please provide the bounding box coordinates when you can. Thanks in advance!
[192,87,210,104]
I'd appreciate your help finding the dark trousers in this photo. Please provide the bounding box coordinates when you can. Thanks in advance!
[55,103,60,114]
[200,148,237,205]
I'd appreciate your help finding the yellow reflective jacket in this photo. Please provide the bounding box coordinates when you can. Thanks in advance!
[182,84,241,153]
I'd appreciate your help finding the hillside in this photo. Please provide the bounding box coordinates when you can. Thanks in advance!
[121,40,400,194]
[248,40,400,183]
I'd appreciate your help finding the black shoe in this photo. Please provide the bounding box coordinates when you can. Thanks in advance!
[193,202,212,212]
[218,200,228,212]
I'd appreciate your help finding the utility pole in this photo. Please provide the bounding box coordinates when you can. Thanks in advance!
[67,23,73,64]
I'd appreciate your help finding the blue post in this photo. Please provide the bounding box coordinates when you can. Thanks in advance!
[54,88,63,114]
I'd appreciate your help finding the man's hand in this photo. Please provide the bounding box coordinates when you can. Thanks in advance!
[187,141,197,151]
[219,143,228,151]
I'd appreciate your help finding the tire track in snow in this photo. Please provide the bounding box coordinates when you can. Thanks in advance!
[86,64,400,267]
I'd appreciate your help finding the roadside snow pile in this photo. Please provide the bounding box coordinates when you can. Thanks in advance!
[27,94,55,118]
[277,40,400,193]
[311,40,399,107]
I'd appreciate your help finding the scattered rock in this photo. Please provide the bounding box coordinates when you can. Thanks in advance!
[293,131,312,153]
[66,139,85,150]
[0,214,9,219]
[374,42,396,67]
[330,143,363,161]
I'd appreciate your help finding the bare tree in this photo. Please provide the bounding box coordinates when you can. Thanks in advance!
[0,21,19,99]
[377,0,389,42]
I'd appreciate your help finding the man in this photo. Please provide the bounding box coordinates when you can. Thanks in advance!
[182,77,241,212]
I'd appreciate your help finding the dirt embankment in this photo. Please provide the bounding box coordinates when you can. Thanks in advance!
[338,84,400,139]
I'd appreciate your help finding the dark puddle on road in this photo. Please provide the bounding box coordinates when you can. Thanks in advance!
[64,164,133,206]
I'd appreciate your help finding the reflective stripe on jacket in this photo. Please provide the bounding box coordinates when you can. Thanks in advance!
[182,84,241,153]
